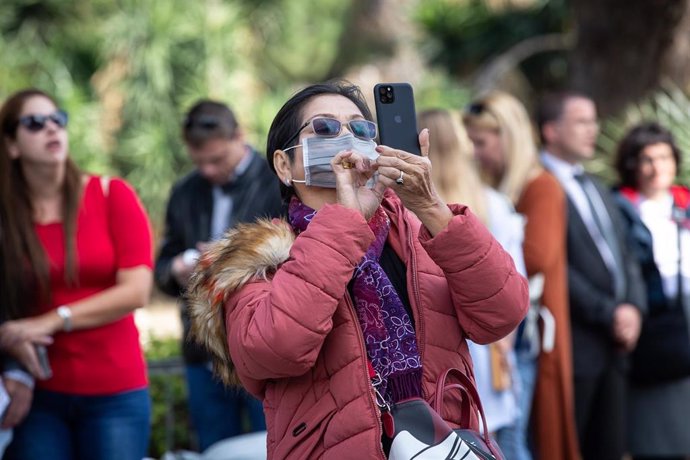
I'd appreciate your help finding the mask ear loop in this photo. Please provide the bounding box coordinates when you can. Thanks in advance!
[281,143,308,185]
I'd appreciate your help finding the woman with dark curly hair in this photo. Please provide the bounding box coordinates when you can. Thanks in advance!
[614,121,690,459]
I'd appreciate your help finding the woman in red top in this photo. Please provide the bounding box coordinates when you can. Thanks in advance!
[0,89,153,460]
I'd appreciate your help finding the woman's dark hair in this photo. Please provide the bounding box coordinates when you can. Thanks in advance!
[266,80,373,201]
[614,121,681,189]
[0,89,82,318]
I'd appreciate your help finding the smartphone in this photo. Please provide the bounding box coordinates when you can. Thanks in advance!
[35,344,53,379]
[373,83,421,155]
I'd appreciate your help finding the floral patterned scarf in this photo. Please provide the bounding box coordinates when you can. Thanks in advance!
[288,197,422,403]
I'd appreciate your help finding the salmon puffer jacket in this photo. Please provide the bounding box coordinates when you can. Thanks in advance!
[189,192,528,459]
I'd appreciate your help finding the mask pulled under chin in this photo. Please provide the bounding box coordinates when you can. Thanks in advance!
[293,133,378,188]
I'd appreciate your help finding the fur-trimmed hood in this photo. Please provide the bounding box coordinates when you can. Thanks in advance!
[187,218,295,385]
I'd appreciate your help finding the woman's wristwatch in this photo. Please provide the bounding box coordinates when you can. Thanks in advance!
[56,305,73,332]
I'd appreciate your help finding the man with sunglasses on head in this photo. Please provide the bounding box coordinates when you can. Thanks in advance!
[155,100,283,451]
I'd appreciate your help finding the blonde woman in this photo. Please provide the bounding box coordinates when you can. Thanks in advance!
[463,91,579,460]
[418,108,526,451]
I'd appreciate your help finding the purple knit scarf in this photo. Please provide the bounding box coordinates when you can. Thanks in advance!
[288,197,422,403]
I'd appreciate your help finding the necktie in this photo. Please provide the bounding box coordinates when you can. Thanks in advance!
[574,173,626,300]
[221,179,239,195]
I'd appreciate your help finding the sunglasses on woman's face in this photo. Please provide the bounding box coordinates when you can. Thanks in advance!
[18,110,69,132]
[465,102,486,115]
[284,117,377,148]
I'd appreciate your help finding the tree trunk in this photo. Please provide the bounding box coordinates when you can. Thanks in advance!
[569,0,687,116]
[662,2,690,90]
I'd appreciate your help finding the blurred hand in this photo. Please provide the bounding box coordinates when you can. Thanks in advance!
[495,330,517,353]
[332,150,385,219]
[613,303,642,352]
[171,254,195,287]
[0,321,53,379]
[196,242,212,253]
[375,129,452,235]
[1,377,33,429]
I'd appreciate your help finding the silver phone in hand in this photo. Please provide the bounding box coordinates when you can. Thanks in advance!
[35,344,53,379]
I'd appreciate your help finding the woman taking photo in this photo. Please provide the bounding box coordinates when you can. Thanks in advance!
[0,89,153,460]
[614,122,690,459]
[188,81,528,459]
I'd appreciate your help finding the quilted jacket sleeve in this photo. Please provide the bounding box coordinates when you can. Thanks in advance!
[224,204,374,381]
[419,204,529,344]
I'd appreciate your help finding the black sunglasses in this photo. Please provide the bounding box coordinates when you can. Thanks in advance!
[465,102,486,115]
[183,115,221,130]
[284,117,377,149]
[18,110,69,132]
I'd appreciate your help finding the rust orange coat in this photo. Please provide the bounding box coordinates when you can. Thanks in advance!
[516,171,580,460]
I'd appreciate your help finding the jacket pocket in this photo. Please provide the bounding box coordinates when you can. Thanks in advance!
[274,390,338,459]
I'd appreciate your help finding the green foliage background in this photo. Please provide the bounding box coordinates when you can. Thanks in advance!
[6,0,678,234]
[145,336,191,457]
[1,0,359,232]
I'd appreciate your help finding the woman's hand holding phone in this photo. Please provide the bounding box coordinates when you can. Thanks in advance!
[375,129,453,235]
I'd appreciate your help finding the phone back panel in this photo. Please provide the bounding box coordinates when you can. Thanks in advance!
[374,83,421,155]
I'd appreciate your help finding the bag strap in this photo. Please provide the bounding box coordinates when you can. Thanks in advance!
[98,176,115,244]
[434,367,497,456]
[435,381,472,426]
[100,175,111,198]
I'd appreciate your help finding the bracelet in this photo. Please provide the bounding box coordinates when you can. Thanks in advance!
[56,305,73,332]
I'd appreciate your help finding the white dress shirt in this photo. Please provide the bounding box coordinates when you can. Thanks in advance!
[541,151,621,282]
[210,150,253,240]
[639,194,690,300]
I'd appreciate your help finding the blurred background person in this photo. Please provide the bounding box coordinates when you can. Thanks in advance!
[154,100,282,451]
[537,91,646,460]
[418,107,526,455]
[0,88,154,460]
[614,122,690,460]
[463,91,580,460]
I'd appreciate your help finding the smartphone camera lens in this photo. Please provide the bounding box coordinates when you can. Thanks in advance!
[379,85,395,104]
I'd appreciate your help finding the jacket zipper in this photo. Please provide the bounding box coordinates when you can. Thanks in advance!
[407,222,425,399]
[344,292,387,459]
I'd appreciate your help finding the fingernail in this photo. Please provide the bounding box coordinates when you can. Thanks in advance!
[375,146,383,153]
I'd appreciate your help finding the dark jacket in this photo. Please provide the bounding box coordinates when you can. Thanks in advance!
[155,149,284,363]
[564,173,646,376]
[615,185,690,383]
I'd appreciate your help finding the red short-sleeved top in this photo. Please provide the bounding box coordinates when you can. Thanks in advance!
[34,176,153,395]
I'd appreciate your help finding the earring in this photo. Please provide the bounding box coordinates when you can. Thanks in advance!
[284,178,291,186]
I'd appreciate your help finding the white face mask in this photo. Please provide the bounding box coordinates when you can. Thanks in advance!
[286,133,378,188]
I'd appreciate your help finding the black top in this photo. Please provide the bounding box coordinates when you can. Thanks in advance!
[348,242,414,327]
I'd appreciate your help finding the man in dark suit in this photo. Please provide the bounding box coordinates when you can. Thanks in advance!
[537,91,646,460]
[155,100,283,451]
